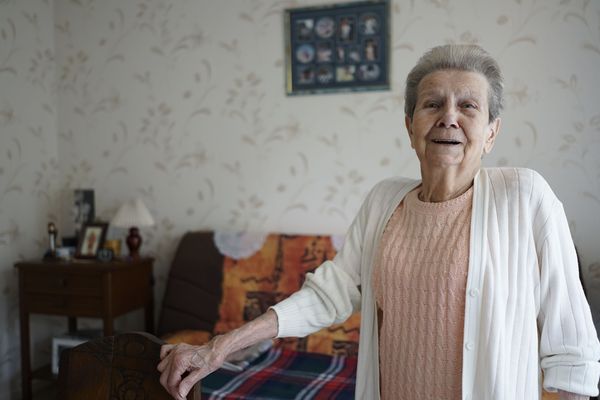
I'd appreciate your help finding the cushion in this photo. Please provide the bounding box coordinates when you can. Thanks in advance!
[162,329,212,346]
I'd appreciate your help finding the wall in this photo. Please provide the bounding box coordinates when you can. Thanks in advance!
[1,0,600,398]
[0,0,60,398]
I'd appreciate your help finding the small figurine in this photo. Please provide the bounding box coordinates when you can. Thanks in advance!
[48,222,57,257]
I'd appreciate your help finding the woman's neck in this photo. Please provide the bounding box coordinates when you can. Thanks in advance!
[419,166,478,203]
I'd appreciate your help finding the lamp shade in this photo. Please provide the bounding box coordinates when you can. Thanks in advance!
[111,198,155,228]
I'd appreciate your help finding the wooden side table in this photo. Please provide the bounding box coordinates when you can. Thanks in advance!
[15,258,154,400]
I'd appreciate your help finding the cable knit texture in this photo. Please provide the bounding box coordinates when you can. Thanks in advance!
[373,186,472,400]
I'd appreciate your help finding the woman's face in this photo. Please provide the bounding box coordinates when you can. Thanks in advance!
[405,69,500,173]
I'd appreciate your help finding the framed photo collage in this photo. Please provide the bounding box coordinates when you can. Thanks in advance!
[285,1,390,95]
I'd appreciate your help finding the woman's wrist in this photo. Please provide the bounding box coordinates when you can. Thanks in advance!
[211,310,279,359]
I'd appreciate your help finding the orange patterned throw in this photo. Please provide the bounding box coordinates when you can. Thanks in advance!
[163,329,212,346]
[214,234,360,356]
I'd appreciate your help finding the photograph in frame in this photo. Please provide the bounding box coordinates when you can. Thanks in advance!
[75,222,108,259]
[285,1,390,95]
[72,189,95,237]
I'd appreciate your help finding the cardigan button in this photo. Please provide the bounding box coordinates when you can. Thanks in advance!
[465,341,474,351]
[469,288,479,298]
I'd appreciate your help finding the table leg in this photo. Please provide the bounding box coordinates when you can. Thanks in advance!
[103,273,113,336]
[68,317,77,333]
[19,271,32,400]
[145,276,154,334]
[103,317,114,336]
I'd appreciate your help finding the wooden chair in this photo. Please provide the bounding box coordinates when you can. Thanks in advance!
[57,331,200,400]
[56,232,222,399]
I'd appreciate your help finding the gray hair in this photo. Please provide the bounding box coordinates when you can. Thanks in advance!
[404,44,504,123]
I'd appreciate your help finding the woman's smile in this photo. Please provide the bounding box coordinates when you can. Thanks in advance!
[430,137,463,145]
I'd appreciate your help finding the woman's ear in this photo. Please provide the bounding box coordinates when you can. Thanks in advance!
[484,117,501,154]
[405,115,415,149]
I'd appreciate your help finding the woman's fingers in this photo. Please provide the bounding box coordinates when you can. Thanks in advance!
[157,342,221,400]
[178,368,206,399]
[157,344,179,372]
[166,355,189,391]
[159,360,177,397]
[157,355,169,373]
[157,343,209,399]
[160,343,175,359]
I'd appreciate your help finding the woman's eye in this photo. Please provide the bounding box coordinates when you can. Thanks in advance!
[426,102,439,108]
[462,103,477,109]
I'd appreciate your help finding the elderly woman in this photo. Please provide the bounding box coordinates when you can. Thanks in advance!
[158,45,600,400]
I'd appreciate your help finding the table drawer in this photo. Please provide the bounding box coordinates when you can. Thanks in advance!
[23,272,102,296]
[26,293,102,316]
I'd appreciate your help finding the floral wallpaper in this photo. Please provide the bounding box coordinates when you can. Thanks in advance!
[1,0,600,398]
[0,0,62,397]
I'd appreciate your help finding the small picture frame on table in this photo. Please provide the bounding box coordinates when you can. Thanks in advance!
[285,0,390,95]
[75,222,108,259]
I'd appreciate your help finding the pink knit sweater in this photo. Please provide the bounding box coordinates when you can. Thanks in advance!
[372,186,473,400]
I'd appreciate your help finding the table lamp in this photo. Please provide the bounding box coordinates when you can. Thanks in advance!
[111,198,155,259]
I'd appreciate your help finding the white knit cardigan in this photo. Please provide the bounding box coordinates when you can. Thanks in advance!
[272,168,600,399]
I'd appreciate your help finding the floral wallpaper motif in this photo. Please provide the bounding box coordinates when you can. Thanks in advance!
[1,0,600,398]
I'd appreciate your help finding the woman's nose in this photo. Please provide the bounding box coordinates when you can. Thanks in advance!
[436,106,459,129]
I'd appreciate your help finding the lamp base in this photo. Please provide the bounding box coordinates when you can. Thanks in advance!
[126,227,142,259]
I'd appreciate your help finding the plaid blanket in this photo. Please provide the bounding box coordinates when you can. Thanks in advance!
[201,347,357,399]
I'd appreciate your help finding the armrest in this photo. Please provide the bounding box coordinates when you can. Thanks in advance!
[57,332,201,400]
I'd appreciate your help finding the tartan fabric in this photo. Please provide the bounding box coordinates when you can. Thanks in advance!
[201,347,357,399]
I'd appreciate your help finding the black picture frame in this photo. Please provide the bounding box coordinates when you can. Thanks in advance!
[75,222,108,259]
[285,0,390,95]
[73,189,95,237]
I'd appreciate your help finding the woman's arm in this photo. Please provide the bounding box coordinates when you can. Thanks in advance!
[536,198,600,396]
[157,309,278,400]
[270,195,375,338]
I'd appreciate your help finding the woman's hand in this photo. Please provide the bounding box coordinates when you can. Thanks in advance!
[157,339,224,400]
[157,309,279,399]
